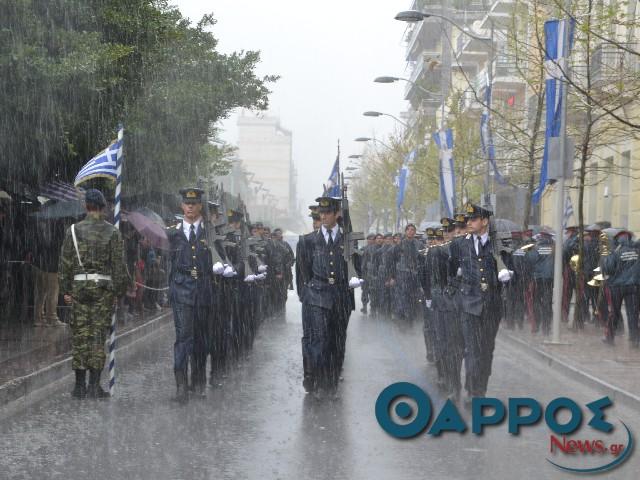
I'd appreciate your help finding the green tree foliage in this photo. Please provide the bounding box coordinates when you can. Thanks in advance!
[0,0,276,192]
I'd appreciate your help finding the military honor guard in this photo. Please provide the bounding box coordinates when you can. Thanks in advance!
[296,196,361,399]
[448,203,512,403]
[167,187,215,403]
[58,189,127,399]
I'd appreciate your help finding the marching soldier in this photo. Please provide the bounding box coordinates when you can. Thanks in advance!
[296,196,361,399]
[388,224,423,323]
[360,233,376,314]
[448,203,512,403]
[59,189,127,399]
[167,187,214,402]
[525,231,555,335]
[368,233,385,317]
[601,229,640,346]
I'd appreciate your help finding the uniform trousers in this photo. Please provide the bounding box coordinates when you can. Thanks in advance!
[172,301,208,382]
[461,306,501,397]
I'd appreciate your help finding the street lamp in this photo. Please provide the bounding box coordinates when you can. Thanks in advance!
[363,110,408,128]
[394,11,491,43]
[354,137,392,150]
[374,76,442,97]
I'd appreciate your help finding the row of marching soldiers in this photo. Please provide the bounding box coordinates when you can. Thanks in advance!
[166,188,295,403]
[359,204,514,404]
[504,223,640,347]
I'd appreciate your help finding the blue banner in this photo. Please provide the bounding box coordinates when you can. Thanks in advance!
[433,129,456,218]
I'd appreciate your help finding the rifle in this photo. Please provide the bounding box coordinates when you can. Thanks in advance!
[239,202,256,276]
[203,186,229,265]
[341,174,364,279]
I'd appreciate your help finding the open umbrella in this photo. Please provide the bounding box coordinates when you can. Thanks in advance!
[124,211,169,250]
[493,218,520,234]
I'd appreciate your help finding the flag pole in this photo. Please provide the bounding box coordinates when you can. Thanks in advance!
[550,9,572,345]
[109,124,124,395]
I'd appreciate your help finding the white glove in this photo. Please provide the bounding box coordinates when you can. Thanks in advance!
[212,262,224,275]
[426,299,432,309]
[244,274,256,283]
[256,272,267,280]
[498,269,514,283]
[456,267,462,277]
[258,265,268,273]
[223,266,235,277]
[349,277,363,289]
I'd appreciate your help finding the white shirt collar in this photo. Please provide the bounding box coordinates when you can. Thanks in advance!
[475,232,489,244]
[182,217,202,239]
[321,224,339,242]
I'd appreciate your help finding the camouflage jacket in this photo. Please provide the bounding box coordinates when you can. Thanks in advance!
[58,213,128,300]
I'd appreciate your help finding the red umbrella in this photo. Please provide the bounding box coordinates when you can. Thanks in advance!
[124,211,170,250]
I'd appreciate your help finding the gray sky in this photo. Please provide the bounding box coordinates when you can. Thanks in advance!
[173,0,409,209]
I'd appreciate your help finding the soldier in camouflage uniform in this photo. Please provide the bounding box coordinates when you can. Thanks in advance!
[59,189,127,399]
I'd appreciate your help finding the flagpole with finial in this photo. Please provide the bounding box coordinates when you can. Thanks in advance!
[108,124,124,396]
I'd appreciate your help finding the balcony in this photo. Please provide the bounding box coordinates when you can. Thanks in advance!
[492,55,526,92]
[404,11,444,62]
[479,0,516,30]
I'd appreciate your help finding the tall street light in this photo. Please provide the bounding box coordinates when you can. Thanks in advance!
[363,110,408,128]
[354,137,392,150]
[374,76,442,98]
[395,8,494,210]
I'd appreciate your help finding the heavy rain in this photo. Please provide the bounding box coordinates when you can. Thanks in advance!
[1,1,639,479]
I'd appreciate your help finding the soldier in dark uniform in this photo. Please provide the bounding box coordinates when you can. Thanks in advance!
[525,231,555,335]
[419,228,438,364]
[561,226,580,322]
[380,233,395,317]
[448,203,512,403]
[389,224,423,323]
[309,205,322,232]
[368,233,385,317]
[602,230,640,346]
[360,234,376,314]
[296,196,361,399]
[166,187,214,403]
[505,231,533,330]
[58,189,127,399]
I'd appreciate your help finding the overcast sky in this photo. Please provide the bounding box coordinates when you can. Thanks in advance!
[173,0,409,210]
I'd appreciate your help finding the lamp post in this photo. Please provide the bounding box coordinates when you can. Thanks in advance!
[363,110,408,128]
[374,76,442,98]
[395,8,495,210]
[354,137,392,150]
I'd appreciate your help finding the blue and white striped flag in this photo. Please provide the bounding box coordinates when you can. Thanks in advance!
[562,193,574,229]
[74,133,123,186]
[532,18,574,204]
[433,129,456,218]
[324,148,341,198]
[480,75,506,185]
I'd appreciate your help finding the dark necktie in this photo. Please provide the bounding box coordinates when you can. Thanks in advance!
[327,231,334,248]
[189,224,196,243]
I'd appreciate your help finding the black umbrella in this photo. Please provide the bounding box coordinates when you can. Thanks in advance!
[31,200,85,219]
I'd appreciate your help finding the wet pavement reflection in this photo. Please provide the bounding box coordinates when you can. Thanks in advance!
[0,293,638,479]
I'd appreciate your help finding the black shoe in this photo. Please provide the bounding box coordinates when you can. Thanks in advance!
[72,370,87,399]
[360,305,368,314]
[173,371,188,404]
[302,376,316,393]
[87,370,110,399]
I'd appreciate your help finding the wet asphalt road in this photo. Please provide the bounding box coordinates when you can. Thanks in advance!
[1,293,638,480]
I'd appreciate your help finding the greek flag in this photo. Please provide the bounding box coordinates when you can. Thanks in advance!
[324,149,341,198]
[562,194,574,229]
[532,18,574,204]
[433,129,456,218]
[480,76,506,185]
[74,130,123,186]
[396,149,416,210]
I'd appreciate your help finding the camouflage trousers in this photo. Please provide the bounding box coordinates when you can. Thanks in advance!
[70,299,114,370]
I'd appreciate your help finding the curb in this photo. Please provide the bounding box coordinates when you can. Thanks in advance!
[499,332,640,411]
[0,311,173,419]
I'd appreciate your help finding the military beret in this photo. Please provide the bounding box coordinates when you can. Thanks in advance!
[84,188,106,208]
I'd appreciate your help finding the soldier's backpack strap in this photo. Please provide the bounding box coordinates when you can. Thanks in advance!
[71,224,84,269]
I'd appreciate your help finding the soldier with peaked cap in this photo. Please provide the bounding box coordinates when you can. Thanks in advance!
[58,188,128,399]
[167,187,214,403]
[448,202,511,404]
[525,231,555,335]
[296,196,360,399]
[308,205,322,232]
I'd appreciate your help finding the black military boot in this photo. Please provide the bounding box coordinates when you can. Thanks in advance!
[72,369,87,399]
[173,370,188,404]
[87,369,110,399]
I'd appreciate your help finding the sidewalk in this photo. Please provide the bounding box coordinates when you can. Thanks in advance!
[0,307,172,412]
[500,320,640,409]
